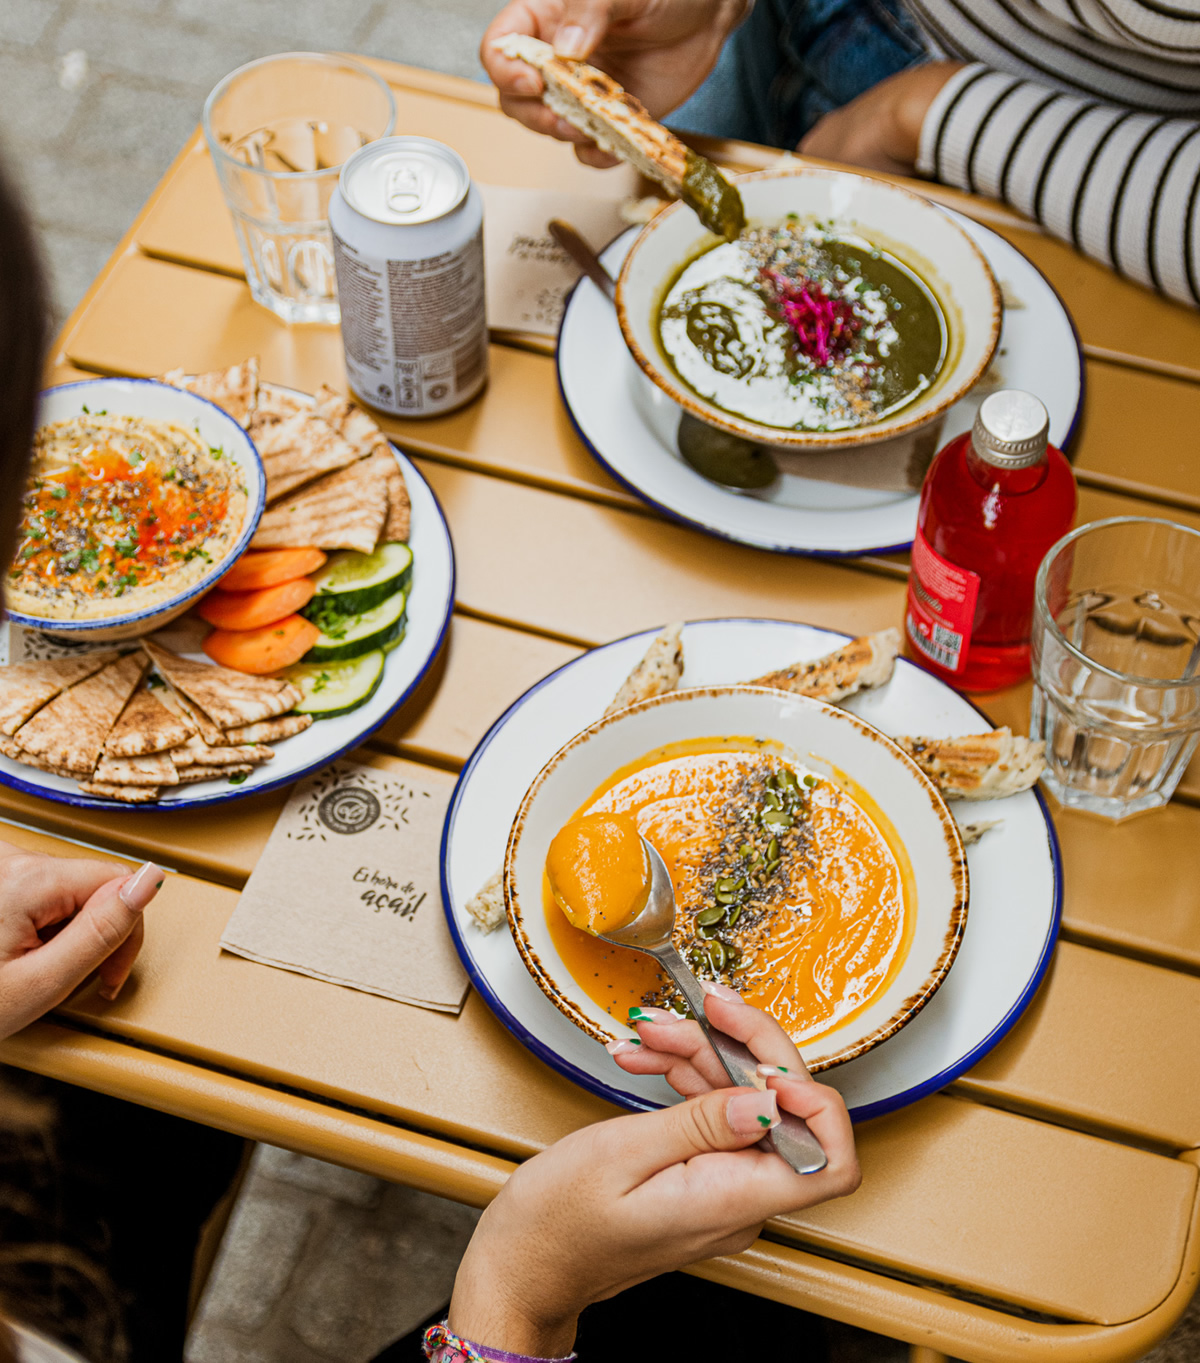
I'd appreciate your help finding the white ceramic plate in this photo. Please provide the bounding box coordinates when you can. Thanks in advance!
[442,619,1061,1119]
[557,213,1083,558]
[0,393,456,812]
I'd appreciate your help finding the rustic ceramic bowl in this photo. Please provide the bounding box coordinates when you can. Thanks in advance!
[504,686,969,1072]
[615,165,1001,456]
[8,377,265,643]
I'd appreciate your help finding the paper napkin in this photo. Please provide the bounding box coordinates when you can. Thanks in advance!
[480,182,629,336]
[221,758,469,1013]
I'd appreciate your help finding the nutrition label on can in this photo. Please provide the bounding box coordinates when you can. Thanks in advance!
[332,224,488,417]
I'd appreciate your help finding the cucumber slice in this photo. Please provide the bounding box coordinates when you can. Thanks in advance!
[304,591,407,663]
[283,651,385,718]
[308,542,412,617]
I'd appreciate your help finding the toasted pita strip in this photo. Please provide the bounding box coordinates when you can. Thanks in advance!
[155,682,222,745]
[749,629,900,704]
[78,781,162,804]
[314,385,390,459]
[0,735,77,779]
[0,652,120,735]
[605,623,684,717]
[249,384,311,434]
[175,763,255,785]
[94,749,179,787]
[105,681,194,757]
[161,358,258,427]
[362,450,411,543]
[142,640,300,730]
[465,869,505,934]
[256,412,361,503]
[172,734,273,768]
[894,729,1045,802]
[13,653,148,774]
[251,459,387,554]
[224,715,313,744]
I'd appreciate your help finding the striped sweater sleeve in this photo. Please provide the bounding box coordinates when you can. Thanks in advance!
[916,63,1200,307]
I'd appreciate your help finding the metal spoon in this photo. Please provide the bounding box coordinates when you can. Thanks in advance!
[598,838,827,1175]
[548,219,779,494]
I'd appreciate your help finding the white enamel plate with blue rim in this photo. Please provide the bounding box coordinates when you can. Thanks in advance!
[0,383,455,812]
[442,619,1061,1120]
[557,212,1083,557]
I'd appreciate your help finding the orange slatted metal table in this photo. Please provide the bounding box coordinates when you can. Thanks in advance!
[4,58,1200,1363]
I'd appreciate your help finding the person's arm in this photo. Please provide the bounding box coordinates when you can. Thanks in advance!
[434,986,858,1359]
[918,64,1200,306]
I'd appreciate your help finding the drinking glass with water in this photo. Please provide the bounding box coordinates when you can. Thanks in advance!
[203,53,395,325]
[1031,517,1200,819]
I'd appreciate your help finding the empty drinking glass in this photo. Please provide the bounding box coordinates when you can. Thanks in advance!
[203,53,395,325]
[1031,517,1200,819]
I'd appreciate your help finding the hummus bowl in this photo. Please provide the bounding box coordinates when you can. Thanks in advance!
[504,686,969,1072]
[7,378,265,643]
[615,166,1001,457]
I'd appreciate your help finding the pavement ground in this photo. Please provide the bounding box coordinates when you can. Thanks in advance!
[0,3,1197,1361]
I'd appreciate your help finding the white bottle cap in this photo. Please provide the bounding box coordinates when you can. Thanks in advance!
[971,391,1050,469]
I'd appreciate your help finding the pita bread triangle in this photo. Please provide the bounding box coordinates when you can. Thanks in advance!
[0,652,119,735]
[256,411,361,503]
[161,357,259,427]
[105,680,194,756]
[13,652,148,773]
[314,385,390,459]
[251,458,387,555]
[142,639,300,730]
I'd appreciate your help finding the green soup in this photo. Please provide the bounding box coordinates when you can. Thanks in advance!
[657,222,947,433]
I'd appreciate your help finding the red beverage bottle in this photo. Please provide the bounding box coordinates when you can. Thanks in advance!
[905,390,1077,692]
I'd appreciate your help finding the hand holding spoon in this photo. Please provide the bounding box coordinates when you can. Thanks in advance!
[546,816,826,1175]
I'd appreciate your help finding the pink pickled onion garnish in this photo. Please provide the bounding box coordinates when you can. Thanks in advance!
[761,268,861,367]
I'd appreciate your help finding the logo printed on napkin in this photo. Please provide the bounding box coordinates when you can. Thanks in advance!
[220,758,469,1013]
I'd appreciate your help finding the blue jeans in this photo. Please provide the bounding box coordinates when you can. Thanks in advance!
[671,0,931,149]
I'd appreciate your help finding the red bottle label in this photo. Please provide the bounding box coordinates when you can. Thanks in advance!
[906,527,981,675]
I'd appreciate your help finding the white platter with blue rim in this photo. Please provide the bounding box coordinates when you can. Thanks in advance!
[441,619,1061,1121]
[0,384,455,811]
[557,213,1083,558]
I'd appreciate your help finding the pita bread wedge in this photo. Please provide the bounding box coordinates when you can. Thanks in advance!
[492,35,743,239]
[155,681,222,745]
[172,734,273,768]
[13,653,148,774]
[256,412,361,503]
[105,681,194,757]
[0,735,78,779]
[78,780,162,804]
[142,640,300,730]
[605,622,684,717]
[175,763,255,786]
[224,715,313,744]
[161,357,259,427]
[314,385,390,459]
[94,749,179,787]
[749,629,900,704]
[251,458,387,555]
[249,384,311,435]
[894,729,1045,801]
[0,652,120,735]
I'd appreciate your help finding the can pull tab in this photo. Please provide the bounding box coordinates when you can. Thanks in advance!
[385,165,424,215]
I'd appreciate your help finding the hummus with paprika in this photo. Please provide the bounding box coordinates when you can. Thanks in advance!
[8,414,247,622]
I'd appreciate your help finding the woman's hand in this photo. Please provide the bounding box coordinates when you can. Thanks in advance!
[481,0,751,168]
[448,984,858,1356]
[799,62,967,176]
[0,842,163,1038]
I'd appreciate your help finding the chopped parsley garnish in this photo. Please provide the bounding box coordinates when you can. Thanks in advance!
[183,547,211,563]
[228,772,249,785]
[50,485,67,500]
[209,446,224,460]
[79,548,100,573]
[311,671,331,694]
[114,537,137,557]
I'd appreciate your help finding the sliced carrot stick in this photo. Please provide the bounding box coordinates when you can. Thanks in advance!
[197,578,315,631]
[203,615,320,674]
[219,547,326,592]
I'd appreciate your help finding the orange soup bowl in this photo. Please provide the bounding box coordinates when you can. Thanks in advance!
[504,687,968,1072]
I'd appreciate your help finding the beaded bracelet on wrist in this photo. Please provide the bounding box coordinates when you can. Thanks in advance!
[423,1322,577,1363]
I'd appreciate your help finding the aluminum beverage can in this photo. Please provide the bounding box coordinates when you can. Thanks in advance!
[329,136,487,417]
